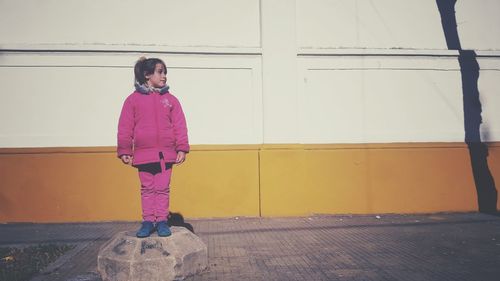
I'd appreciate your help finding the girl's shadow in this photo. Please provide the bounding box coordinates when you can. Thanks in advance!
[167,212,195,233]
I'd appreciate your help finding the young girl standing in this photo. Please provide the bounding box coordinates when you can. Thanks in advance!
[117,57,189,238]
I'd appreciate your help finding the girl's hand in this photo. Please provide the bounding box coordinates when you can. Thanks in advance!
[120,155,133,165]
[176,151,186,165]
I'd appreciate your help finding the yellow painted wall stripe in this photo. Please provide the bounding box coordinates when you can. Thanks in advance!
[3,142,496,154]
[0,143,499,222]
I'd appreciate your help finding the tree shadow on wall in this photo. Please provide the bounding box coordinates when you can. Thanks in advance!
[436,0,497,214]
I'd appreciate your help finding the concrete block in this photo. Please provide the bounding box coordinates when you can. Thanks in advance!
[97,227,207,281]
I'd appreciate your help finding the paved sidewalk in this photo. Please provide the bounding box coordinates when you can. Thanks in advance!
[1,212,500,281]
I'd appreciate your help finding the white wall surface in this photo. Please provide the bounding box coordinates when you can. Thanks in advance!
[167,55,263,145]
[0,0,260,50]
[297,56,464,143]
[297,0,447,50]
[1,0,499,147]
[457,0,500,50]
[478,58,500,142]
[261,0,299,143]
[0,53,262,147]
[296,0,500,52]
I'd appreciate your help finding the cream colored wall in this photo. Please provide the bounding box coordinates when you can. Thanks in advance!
[297,56,465,143]
[0,0,499,146]
[296,0,447,50]
[293,0,500,144]
[477,58,500,142]
[0,0,260,50]
[261,0,298,143]
[0,53,263,147]
[457,0,500,51]
[296,0,500,52]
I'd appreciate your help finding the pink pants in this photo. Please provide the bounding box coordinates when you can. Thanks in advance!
[138,161,173,222]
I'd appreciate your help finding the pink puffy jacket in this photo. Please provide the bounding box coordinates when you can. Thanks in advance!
[117,90,189,165]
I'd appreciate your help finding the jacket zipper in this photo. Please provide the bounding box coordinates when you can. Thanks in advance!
[154,93,160,150]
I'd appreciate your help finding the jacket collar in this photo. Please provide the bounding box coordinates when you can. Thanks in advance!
[135,81,170,95]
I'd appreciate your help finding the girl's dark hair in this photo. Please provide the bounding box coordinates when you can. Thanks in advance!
[134,57,167,84]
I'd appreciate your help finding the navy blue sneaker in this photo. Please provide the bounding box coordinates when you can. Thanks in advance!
[136,221,154,238]
[156,221,172,237]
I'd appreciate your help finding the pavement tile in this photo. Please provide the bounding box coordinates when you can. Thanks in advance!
[1,213,499,281]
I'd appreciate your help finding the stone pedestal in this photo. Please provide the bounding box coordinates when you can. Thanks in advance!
[97,227,207,281]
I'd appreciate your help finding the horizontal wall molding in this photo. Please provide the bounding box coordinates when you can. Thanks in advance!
[0,52,262,70]
[2,142,499,155]
[4,47,498,58]
[298,56,461,71]
[298,48,500,60]
[0,45,263,55]
[475,51,500,57]
[298,48,460,57]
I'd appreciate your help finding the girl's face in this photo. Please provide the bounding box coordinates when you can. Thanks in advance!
[146,63,167,88]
